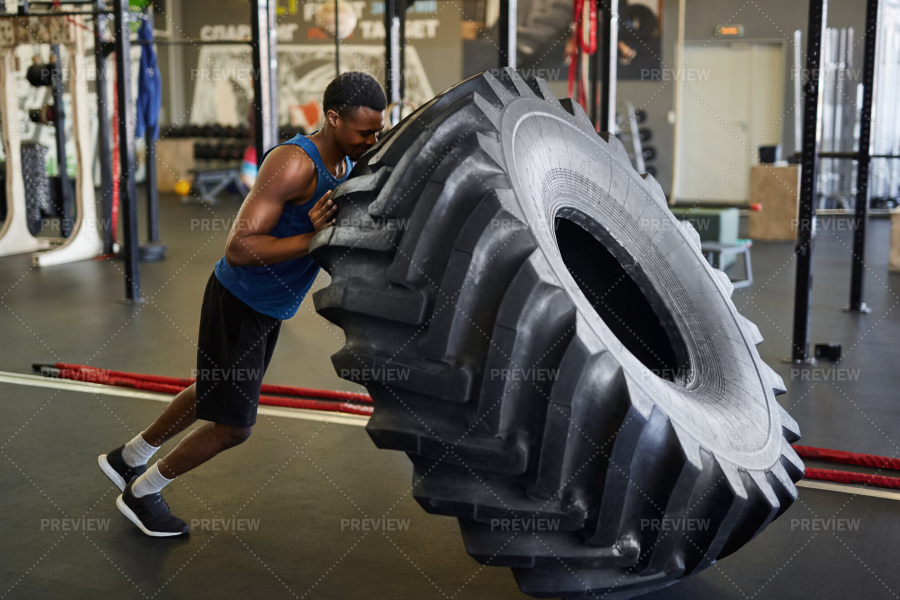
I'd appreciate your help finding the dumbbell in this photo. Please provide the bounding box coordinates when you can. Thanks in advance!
[194,143,211,159]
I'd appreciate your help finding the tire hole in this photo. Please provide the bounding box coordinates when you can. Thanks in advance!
[554,216,685,382]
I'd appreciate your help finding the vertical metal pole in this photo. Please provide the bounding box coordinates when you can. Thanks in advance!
[144,4,159,245]
[847,0,878,312]
[113,0,141,301]
[790,0,827,362]
[794,30,803,153]
[334,0,340,76]
[94,0,114,254]
[399,0,405,101]
[498,0,516,68]
[384,0,400,122]
[251,0,276,163]
[145,130,159,243]
[50,44,72,237]
[267,0,277,141]
[384,0,394,102]
[595,0,617,133]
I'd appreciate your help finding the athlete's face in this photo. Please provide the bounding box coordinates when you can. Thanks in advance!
[330,107,384,162]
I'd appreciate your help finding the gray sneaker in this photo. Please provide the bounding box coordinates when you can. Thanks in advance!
[116,479,189,538]
[98,445,147,492]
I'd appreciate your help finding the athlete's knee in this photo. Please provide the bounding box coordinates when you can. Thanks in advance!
[215,424,252,448]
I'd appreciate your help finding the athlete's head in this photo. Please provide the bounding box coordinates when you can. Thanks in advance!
[323,72,386,161]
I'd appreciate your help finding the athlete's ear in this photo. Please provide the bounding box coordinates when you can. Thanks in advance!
[326,109,340,129]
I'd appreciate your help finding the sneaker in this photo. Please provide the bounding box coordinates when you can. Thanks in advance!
[116,479,189,538]
[98,445,147,492]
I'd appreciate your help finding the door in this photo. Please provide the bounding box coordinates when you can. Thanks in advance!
[675,43,784,203]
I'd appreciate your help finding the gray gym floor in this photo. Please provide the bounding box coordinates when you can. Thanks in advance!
[2,193,899,599]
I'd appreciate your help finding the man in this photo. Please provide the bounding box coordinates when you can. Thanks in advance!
[98,72,385,537]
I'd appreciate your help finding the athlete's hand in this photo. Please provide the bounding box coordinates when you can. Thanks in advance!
[310,190,338,233]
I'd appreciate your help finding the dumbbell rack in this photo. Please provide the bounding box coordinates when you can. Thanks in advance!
[613,102,657,178]
[164,125,247,206]
[168,125,305,205]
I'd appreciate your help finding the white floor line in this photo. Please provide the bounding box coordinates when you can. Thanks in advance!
[797,479,900,501]
[0,371,369,428]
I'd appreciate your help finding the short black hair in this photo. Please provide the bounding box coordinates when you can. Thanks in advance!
[323,72,387,117]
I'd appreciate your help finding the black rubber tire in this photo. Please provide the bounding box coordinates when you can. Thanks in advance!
[21,142,50,237]
[310,68,803,599]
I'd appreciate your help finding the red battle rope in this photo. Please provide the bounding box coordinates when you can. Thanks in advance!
[38,363,373,417]
[804,468,900,491]
[792,444,900,471]
[50,362,372,404]
[792,444,900,491]
[55,368,372,417]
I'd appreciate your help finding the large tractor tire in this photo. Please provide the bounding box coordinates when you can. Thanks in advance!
[310,68,803,599]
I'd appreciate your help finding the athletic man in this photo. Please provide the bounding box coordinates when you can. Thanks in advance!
[98,72,385,537]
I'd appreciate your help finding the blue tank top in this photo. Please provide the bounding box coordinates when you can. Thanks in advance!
[214,133,352,319]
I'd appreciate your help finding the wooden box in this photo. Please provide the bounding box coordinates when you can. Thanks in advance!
[749,165,800,241]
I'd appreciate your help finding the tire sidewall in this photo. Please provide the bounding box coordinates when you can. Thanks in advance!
[498,97,782,470]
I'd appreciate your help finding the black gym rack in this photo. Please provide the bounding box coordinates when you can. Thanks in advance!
[791,0,887,363]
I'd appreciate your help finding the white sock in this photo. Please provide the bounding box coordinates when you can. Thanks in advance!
[121,433,159,467]
[132,461,174,498]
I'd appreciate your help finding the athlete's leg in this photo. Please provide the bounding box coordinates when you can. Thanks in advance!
[141,383,199,447]
[156,422,251,478]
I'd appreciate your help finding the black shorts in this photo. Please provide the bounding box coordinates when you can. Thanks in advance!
[195,271,282,428]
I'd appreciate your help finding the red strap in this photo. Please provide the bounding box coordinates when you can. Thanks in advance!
[568,0,598,107]
[582,0,597,55]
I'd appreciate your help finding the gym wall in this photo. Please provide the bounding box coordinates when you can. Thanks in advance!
[160,0,462,131]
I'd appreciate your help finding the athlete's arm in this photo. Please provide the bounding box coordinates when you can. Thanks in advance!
[224,145,338,268]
